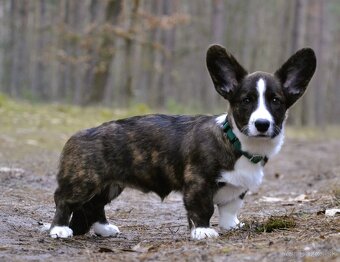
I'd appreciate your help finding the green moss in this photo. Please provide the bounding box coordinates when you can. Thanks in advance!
[220,247,231,254]
[256,216,296,233]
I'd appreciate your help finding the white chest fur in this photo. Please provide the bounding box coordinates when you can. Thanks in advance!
[218,157,264,190]
[213,157,263,205]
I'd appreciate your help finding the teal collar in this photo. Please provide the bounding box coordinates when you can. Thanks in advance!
[222,119,268,166]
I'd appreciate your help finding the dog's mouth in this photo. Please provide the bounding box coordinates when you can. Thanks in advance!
[246,133,272,139]
[255,134,270,138]
[240,125,281,139]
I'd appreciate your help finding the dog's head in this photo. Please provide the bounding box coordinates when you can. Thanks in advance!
[207,45,316,138]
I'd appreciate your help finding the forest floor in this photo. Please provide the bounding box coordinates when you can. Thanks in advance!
[0,97,339,262]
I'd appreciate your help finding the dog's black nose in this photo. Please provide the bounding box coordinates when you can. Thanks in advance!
[255,119,270,132]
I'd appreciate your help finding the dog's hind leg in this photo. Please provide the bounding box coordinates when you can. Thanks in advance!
[49,188,75,238]
[50,174,103,238]
[69,184,123,237]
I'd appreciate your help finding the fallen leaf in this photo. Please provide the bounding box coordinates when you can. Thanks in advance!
[316,210,325,215]
[274,173,281,179]
[288,194,307,202]
[260,196,283,202]
[26,139,38,146]
[0,167,25,173]
[325,208,340,217]
[260,194,313,203]
[98,247,115,253]
[132,243,153,253]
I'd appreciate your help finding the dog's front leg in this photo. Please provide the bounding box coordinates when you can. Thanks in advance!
[183,183,218,240]
[218,197,244,230]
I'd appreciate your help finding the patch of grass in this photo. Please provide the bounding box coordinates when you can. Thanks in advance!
[220,247,231,254]
[0,92,9,107]
[255,216,296,233]
[165,98,206,115]
[128,103,152,116]
[331,187,340,206]
[0,98,154,152]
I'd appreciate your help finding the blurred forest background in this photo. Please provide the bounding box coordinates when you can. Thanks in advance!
[0,0,339,125]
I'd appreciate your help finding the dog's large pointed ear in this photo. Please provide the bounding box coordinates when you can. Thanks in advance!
[206,45,247,101]
[274,48,316,108]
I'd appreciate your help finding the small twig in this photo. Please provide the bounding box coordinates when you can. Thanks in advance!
[167,226,180,235]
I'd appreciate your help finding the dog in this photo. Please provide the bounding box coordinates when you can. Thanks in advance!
[49,45,316,240]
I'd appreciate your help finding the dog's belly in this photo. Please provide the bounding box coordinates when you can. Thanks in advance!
[122,169,180,199]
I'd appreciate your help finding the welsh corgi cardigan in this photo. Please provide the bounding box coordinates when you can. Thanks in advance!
[50,45,316,240]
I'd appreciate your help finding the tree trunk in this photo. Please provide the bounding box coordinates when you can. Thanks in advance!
[59,0,72,101]
[211,0,224,44]
[9,0,29,98]
[289,0,306,126]
[146,0,163,108]
[85,0,122,105]
[3,0,17,96]
[205,0,226,109]
[241,0,255,71]
[156,0,177,108]
[313,0,325,124]
[123,0,140,107]
[303,0,322,126]
[31,0,47,100]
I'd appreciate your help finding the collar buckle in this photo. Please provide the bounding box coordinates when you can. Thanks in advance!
[249,155,264,164]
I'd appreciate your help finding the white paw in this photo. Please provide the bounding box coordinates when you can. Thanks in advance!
[92,222,120,237]
[191,227,219,240]
[50,226,73,238]
[238,221,245,228]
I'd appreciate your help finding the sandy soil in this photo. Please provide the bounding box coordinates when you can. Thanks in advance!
[0,137,339,262]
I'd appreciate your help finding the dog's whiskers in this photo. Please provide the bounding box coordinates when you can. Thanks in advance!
[240,126,249,135]
[273,125,281,136]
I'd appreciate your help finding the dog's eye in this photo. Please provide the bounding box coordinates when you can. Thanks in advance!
[242,97,251,104]
[272,97,281,104]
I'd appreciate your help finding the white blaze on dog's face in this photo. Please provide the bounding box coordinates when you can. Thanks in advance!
[248,78,273,137]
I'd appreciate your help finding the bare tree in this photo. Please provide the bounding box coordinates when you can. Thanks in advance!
[85,0,122,104]
[122,0,140,107]
[31,0,47,99]
[303,0,324,126]
[289,0,307,125]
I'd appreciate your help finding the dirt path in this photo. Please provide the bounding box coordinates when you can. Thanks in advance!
[0,137,339,261]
